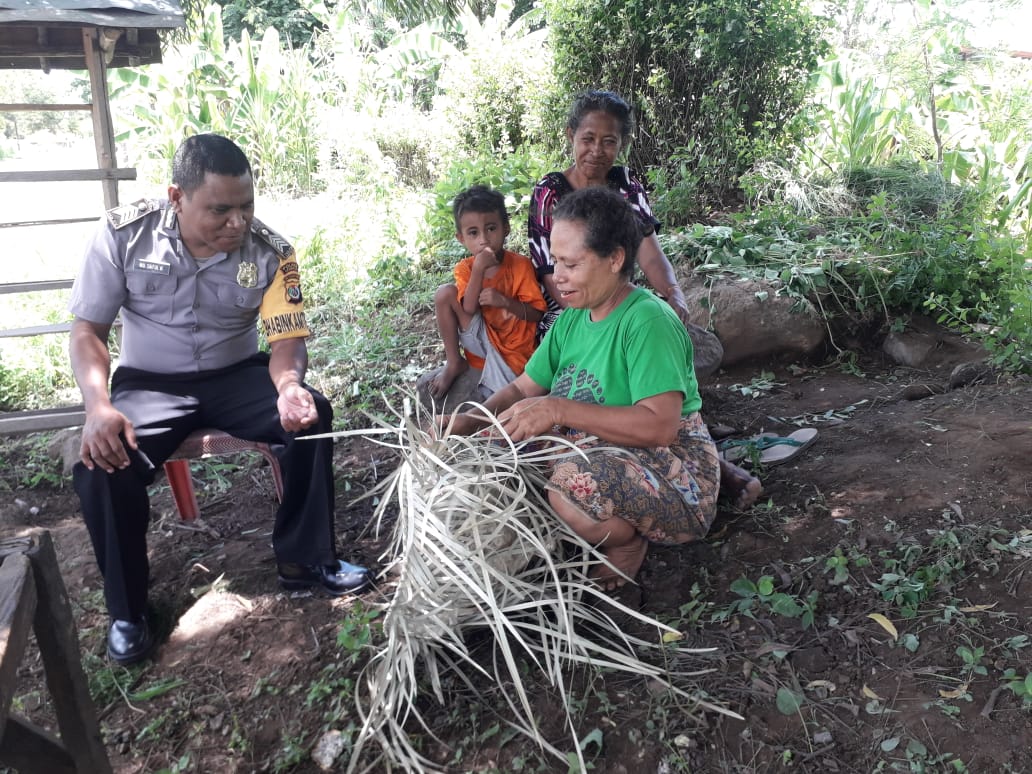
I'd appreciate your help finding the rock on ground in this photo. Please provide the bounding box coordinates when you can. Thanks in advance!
[684,277,826,366]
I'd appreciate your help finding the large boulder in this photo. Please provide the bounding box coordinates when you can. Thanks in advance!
[683,278,826,366]
[686,322,723,380]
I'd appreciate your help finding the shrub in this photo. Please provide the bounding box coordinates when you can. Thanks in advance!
[417,145,557,271]
[111,4,324,193]
[543,0,831,208]
[433,2,553,157]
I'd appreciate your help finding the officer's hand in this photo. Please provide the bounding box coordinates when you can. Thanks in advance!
[80,405,136,473]
[277,382,319,432]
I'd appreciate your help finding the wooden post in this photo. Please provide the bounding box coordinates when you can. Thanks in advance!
[82,27,119,209]
[0,532,113,774]
[0,552,36,738]
[28,532,114,774]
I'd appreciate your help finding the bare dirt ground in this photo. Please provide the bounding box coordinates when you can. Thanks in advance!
[4,339,1032,773]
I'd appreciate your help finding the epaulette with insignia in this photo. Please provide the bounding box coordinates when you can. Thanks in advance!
[106,198,160,230]
[253,218,303,304]
[251,218,295,259]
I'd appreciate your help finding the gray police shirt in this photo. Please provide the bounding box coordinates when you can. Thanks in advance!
[69,199,309,374]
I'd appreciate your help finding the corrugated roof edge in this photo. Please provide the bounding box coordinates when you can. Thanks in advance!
[0,12,184,29]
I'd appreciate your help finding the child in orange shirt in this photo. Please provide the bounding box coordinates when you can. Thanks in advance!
[429,185,547,401]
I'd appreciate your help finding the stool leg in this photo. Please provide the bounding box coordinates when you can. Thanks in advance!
[257,447,285,503]
[164,460,200,521]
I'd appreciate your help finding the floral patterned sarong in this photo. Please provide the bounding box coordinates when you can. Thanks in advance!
[546,412,720,545]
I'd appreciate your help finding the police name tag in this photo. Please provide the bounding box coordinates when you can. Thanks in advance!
[136,259,171,275]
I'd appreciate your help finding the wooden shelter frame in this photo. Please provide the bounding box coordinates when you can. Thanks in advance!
[0,1,184,434]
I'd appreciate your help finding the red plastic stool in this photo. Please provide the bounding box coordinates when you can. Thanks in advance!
[163,429,284,521]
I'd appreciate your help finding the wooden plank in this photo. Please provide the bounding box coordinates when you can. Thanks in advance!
[0,46,85,59]
[0,103,91,112]
[0,407,86,435]
[0,217,96,229]
[0,279,74,294]
[0,320,120,340]
[28,531,114,774]
[84,27,119,209]
[0,43,157,60]
[0,714,76,774]
[0,168,135,183]
[0,553,36,734]
[0,322,73,338]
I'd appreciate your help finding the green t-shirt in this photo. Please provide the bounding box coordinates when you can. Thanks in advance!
[524,287,702,415]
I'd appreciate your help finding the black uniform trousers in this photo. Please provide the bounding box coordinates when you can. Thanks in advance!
[72,353,337,621]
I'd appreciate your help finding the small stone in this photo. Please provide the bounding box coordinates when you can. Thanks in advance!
[948,361,992,390]
[813,730,833,744]
[21,693,42,712]
[901,383,945,401]
[311,729,346,771]
[673,734,694,749]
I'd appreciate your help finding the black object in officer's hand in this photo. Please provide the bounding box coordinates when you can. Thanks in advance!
[122,434,155,480]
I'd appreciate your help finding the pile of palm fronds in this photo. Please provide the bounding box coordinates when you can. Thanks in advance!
[331,400,737,772]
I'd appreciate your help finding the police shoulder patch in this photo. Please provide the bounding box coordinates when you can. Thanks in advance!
[251,218,295,260]
[106,198,160,230]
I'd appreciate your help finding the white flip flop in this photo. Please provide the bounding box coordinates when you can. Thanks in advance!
[719,428,819,467]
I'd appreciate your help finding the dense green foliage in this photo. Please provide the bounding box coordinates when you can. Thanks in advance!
[419,145,557,267]
[216,0,323,45]
[666,157,1030,370]
[3,4,1032,768]
[3,0,1032,413]
[111,6,321,193]
[544,0,831,215]
[0,72,84,140]
[433,3,551,156]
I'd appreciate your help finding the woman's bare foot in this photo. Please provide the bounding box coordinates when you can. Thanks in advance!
[734,476,763,509]
[719,458,763,509]
[591,534,648,591]
[429,360,469,400]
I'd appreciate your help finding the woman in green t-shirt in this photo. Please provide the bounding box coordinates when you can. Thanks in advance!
[449,187,721,590]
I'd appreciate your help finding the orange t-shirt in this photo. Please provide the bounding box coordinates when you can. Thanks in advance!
[454,250,547,373]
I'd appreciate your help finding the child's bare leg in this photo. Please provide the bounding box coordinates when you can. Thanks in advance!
[548,490,648,591]
[719,458,763,509]
[430,283,470,399]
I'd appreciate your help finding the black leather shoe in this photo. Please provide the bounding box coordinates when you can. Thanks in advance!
[107,618,153,665]
[278,560,372,596]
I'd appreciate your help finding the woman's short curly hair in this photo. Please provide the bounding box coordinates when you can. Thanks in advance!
[553,187,641,279]
[565,90,634,146]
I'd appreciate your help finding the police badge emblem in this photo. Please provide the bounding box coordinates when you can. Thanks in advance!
[237,262,258,288]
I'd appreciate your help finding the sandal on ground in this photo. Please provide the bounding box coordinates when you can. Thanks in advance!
[719,428,818,467]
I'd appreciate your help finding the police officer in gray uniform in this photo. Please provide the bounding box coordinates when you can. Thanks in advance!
[69,134,370,665]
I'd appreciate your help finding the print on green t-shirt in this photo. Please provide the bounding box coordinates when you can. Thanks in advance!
[524,287,701,415]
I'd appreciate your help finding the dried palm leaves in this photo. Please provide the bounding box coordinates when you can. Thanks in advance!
[329,401,736,772]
